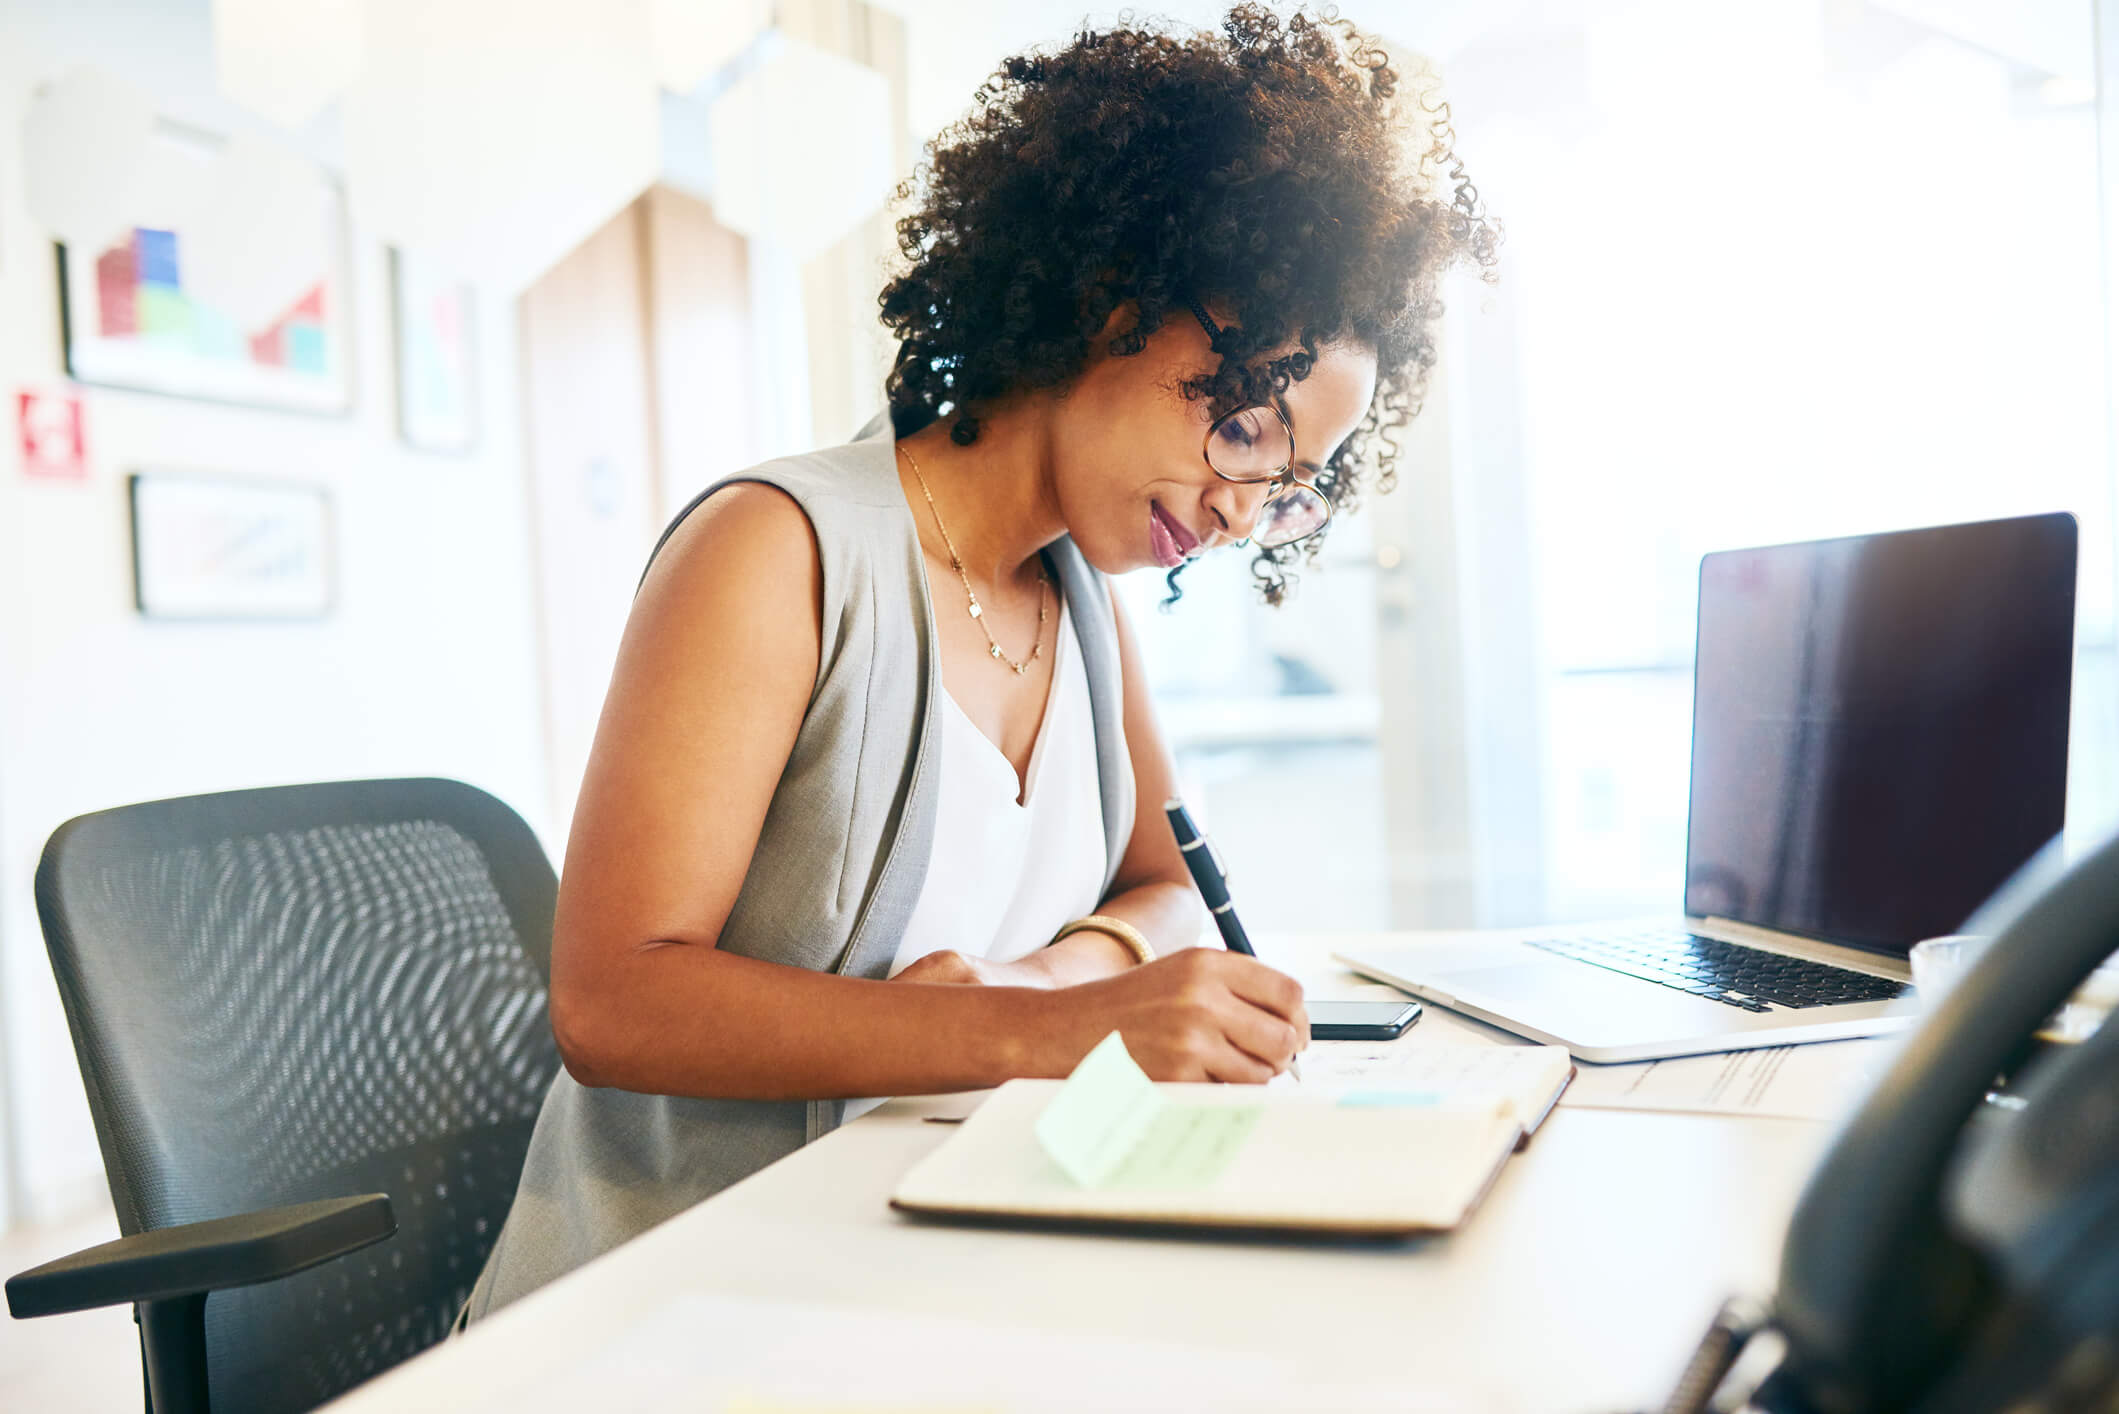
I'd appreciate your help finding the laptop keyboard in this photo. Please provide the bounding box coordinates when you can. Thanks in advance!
[1526,930,1911,1013]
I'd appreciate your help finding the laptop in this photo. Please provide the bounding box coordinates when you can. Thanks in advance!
[1337,512,2077,1063]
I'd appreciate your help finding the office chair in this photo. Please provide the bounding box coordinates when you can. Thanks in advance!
[5,778,563,1413]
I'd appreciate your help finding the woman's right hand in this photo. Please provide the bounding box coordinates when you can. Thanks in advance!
[1037,948,1308,1084]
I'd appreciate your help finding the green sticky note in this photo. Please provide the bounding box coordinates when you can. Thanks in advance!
[1034,1032,1262,1189]
[1034,1032,1162,1186]
[1103,1102,1262,1188]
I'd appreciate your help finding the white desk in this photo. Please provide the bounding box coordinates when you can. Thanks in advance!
[330,934,1848,1413]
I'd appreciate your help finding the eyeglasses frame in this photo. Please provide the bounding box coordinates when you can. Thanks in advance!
[1183,297,1334,550]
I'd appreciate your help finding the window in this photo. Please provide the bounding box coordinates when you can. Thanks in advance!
[1127,2,2114,936]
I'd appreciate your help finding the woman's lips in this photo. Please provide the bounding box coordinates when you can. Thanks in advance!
[1149,501,1199,568]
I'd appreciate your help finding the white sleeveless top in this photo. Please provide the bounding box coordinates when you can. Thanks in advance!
[844,592,1113,1118]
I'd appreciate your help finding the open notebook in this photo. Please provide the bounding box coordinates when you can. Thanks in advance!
[891,1034,1573,1239]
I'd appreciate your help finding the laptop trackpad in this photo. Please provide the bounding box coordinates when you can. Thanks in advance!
[1446,959,1732,1045]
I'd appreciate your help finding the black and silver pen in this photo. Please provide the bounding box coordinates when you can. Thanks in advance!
[1164,797,1303,1080]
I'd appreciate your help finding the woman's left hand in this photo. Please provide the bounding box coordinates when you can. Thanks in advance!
[891,950,1039,988]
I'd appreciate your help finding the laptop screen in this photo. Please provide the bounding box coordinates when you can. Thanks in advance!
[1683,513,2076,955]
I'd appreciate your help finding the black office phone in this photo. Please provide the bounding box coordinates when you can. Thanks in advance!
[1663,831,2119,1412]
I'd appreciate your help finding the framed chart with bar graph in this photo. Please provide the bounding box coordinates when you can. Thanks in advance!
[56,124,354,414]
[128,472,335,620]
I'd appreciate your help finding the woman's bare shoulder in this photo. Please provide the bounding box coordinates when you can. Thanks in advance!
[648,480,819,585]
[634,480,824,652]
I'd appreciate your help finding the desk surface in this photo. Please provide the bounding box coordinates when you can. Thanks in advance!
[330,933,1845,1413]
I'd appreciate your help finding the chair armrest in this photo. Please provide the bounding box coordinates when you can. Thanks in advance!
[6,1193,396,1318]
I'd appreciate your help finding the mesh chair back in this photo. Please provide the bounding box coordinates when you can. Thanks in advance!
[33,778,563,1412]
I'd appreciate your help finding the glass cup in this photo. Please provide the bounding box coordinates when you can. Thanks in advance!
[1909,932,2119,1043]
[1908,934,1988,1005]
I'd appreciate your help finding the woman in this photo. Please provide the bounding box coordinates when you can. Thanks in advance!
[468,4,1496,1318]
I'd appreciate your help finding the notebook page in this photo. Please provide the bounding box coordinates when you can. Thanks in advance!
[1292,1041,1571,1130]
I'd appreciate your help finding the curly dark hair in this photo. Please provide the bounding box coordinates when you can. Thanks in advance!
[878,4,1500,604]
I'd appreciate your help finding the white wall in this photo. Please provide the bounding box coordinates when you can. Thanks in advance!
[0,0,552,1226]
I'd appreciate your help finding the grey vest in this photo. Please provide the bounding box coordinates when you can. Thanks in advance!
[466,412,1136,1319]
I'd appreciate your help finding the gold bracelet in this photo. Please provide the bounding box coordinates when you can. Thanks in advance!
[1051,914,1156,967]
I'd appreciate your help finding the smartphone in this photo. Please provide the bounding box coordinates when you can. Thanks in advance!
[1308,999,1423,1041]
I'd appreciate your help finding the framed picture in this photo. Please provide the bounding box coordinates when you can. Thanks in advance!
[57,125,355,415]
[389,248,479,453]
[128,472,335,620]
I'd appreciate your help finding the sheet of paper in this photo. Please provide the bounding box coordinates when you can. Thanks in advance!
[482,1292,1463,1413]
[1559,1037,1894,1121]
[1033,1031,1260,1188]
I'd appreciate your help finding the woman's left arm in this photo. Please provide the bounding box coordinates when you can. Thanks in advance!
[899,585,1201,990]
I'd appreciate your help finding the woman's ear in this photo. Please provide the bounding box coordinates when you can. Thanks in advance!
[1081,288,1142,352]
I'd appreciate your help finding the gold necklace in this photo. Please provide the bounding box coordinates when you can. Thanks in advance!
[898,442,1050,676]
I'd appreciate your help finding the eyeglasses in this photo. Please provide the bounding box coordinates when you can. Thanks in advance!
[1185,299,1334,550]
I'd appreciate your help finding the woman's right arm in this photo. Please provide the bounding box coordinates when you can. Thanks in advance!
[546,482,1305,1100]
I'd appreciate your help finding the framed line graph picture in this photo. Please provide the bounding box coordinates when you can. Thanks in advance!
[128,472,335,620]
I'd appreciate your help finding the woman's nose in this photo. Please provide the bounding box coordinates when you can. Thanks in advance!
[1204,477,1276,545]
